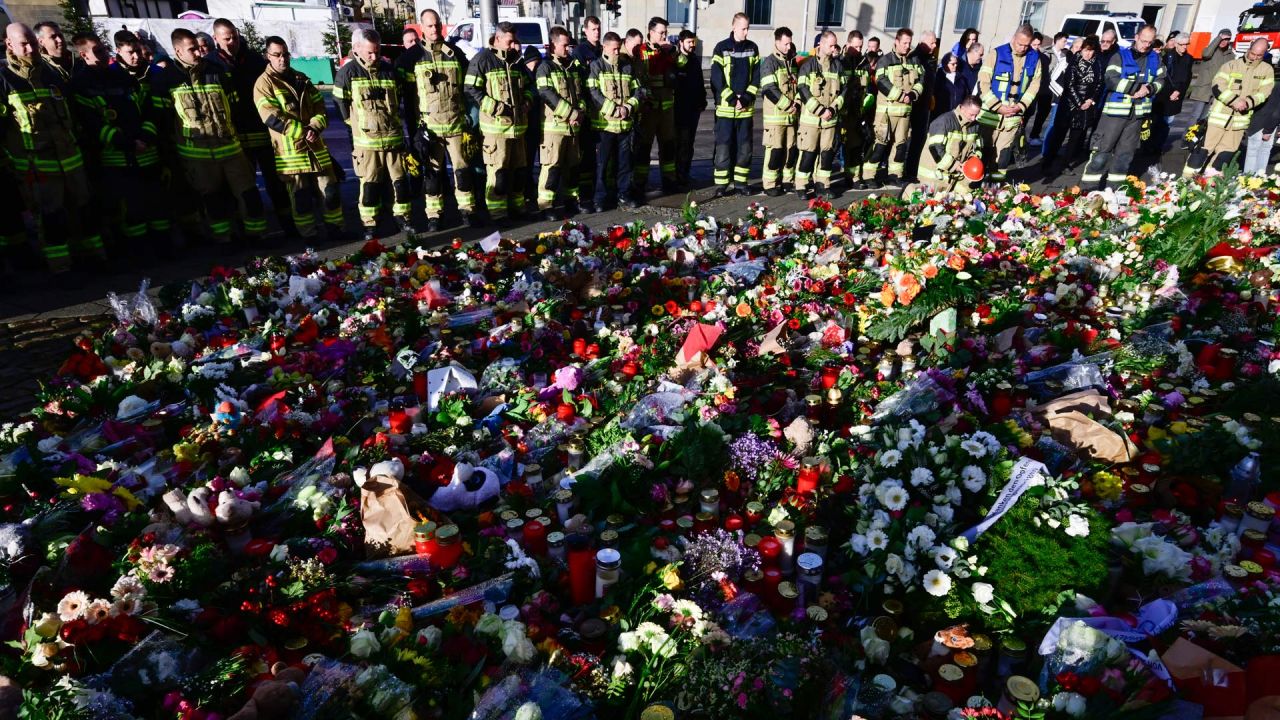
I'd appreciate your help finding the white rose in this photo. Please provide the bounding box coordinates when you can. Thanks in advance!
[971,582,995,605]
[349,629,381,658]
[514,702,543,720]
[416,626,442,649]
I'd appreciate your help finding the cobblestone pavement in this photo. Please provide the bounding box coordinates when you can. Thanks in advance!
[0,99,1189,420]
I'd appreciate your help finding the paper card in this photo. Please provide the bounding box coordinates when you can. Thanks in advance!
[479,231,501,253]
[678,323,724,364]
[426,364,478,412]
[759,322,788,355]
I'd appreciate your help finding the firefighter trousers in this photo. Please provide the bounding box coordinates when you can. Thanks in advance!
[713,116,753,188]
[795,124,837,189]
[184,152,266,241]
[595,130,633,209]
[481,134,527,220]
[762,124,798,189]
[633,104,677,189]
[424,133,475,219]
[0,168,24,253]
[353,147,412,227]
[1082,114,1143,188]
[287,169,343,237]
[980,114,1025,181]
[15,164,102,272]
[1183,124,1246,178]
[863,111,911,181]
[102,166,170,251]
[538,132,580,210]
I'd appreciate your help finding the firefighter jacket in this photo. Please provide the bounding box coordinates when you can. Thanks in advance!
[760,50,799,127]
[977,43,1042,126]
[874,50,924,117]
[710,35,760,119]
[464,47,534,139]
[635,41,677,110]
[219,43,271,149]
[151,58,244,161]
[0,51,83,175]
[1101,47,1166,118]
[333,56,405,151]
[1208,56,1275,131]
[69,62,159,169]
[798,54,845,129]
[918,107,981,184]
[536,54,585,136]
[411,40,470,137]
[587,53,642,133]
[253,64,333,174]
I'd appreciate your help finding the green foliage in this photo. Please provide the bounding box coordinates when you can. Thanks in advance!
[657,421,727,482]
[180,654,252,710]
[865,272,980,342]
[238,21,266,53]
[57,0,103,43]
[970,500,1111,630]
[322,22,353,57]
[1143,165,1238,268]
[18,679,89,719]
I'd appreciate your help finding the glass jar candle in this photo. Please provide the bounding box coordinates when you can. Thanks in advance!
[745,501,766,526]
[805,394,823,420]
[599,529,620,549]
[430,524,463,570]
[936,664,968,704]
[997,676,1040,716]
[675,515,695,538]
[694,512,715,534]
[505,518,525,540]
[547,531,567,564]
[554,488,575,526]
[723,513,744,532]
[522,517,548,555]
[595,548,621,599]
[1242,502,1277,536]
[774,520,797,573]
[413,521,438,557]
[797,457,821,494]
[742,569,764,595]
[757,536,782,567]
[566,534,596,605]
[804,525,829,559]
[1219,502,1244,534]
[876,357,896,380]
[524,463,543,492]
[796,552,823,587]
[565,439,585,471]
[700,488,720,518]
[899,355,917,375]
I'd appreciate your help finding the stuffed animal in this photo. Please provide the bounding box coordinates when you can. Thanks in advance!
[428,461,500,512]
[226,662,306,720]
[214,490,260,554]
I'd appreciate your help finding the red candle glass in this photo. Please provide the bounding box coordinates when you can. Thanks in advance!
[724,514,744,532]
[523,518,548,556]
[820,365,840,389]
[567,534,596,606]
[430,525,463,570]
[797,458,821,494]
[758,536,782,566]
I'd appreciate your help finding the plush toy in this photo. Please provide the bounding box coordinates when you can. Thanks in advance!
[226,662,306,720]
[160,489,195,525]
[428,461,500,512]
[215,490,260,554]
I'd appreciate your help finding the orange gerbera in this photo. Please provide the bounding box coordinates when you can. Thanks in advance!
[880,283,895,307]
[922,264,939,279]
[735,302,752,317]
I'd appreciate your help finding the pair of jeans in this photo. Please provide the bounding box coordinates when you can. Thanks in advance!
[1245,129,1275,175]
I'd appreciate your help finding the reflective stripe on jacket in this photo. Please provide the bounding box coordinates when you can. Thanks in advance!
[0,57,83,174]
[253,65,333,174]
[536,55,585,136]
[1102,48,1165,118]
[587,54,642,133]
[413,41,470,137]
[464,48,533,138]
[709,36,760,119]
[1208,57,1275,130]
[977,43,1041,126]
[918,107,982,183]
[70,63,159,169]
[760,51,799,126]
[875,51,924,116]
[798,54,844,129]
[333,56,405,150]
[151,59,243,160]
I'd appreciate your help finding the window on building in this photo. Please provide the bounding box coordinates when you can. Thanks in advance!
[1082,2,1108,12]
[666,0,689,25]
[1019,0,1047,30]
[817,0,844,26]
[885,0,913,28]
[954,0,981,30]
[745,0,772,25]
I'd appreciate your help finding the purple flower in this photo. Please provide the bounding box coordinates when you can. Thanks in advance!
[728,435,779,482]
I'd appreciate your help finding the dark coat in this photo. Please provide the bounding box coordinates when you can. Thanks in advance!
[1249,63,1280,135]
[1154,48,1194,117]
[931,56,970,118]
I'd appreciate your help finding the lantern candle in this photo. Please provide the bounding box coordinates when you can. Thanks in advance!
[774,521,797,573]
[523,517,548,555]
[430,524,463,570]
[595,548,621,598]
[797,457,822,494]
[413,521,438,557]
[758,536,782,566]
[567,535,596,606]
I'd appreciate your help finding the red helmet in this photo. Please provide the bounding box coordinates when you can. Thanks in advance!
[962,156,985,182]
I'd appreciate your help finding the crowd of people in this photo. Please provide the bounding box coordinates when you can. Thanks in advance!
[0,13,1275,277]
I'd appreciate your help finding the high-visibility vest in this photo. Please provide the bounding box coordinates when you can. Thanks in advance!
[1103,48,1162,117]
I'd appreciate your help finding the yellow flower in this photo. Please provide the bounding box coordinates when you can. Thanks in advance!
[1169,421,1189,435]
[535,244,548,254]
[1139,223,1156,234]
[660,564,683,591]
[651,305,664,316]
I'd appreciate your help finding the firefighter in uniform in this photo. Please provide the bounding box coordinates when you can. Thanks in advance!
[977,26,1040,183]
[586,31,642,213]
[410,9,478,231]
[213,19,287,237]
[154,28,267,246]
[709,13,760,196]
[759,27,799,196]
[465,22,534,222]
[917,95,983,193]
[1184,37,1273,177]
[863,28,923,188]
[1081,25,1164,189]
[1,23,105,273]
[254,37,344,240]
[842,43,872,189]
[69,33,166,257]
[632,17,679,196]
[535,26,586,219]
[794,31,844,199]
[333,28,413,240]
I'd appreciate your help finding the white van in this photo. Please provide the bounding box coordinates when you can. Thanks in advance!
[446,17,551,59]
[1059,12,1145,47]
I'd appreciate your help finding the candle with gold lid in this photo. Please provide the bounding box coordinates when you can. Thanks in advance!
[774,520,797,573]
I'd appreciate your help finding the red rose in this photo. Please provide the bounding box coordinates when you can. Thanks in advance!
[556,404,576,422]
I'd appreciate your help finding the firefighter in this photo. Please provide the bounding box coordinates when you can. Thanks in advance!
[464,21,535,223]
[632,16,678,196]
[916,95,983,193]
[709,13,760,196]
[34,22,72,80]
[672,29,705,188]
[213,18,288,237]
[1,23,104,273]
[254,36,344,240]
[1081,24,1164,189]
[153,28,267,246]
[977,25,1041,183]
[1185,37,1273,178]
[586,31,642,213]
[759,26,799,196]
[69,33,168,257]
[573,16,604,202]
[333,28,413,240]
[862,28,923,188]
[794,30,844,199]
[409,9,479,231]
[535,26,586,219]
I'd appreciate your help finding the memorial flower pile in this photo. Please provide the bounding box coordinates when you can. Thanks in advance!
[1,173,1280,718]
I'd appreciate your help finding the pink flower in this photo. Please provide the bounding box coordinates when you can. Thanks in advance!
[737,693,748,709]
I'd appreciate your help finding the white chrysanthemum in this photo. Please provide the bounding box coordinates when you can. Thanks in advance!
[57,590,91,622]
[1065,515,1090,537]
[881,486,908,512]
[923,569,953,597]
[960,465,987,492]
[960,439,987,458]
[879,449,903,468]
[910,467,934,487]
[933,546,958,569]
[866,529,889,552]
[907,526,936,549]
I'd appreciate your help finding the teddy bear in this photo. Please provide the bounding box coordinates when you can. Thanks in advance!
[226,662,306,720]
[159,487,216,527]
[215,490,260,554]
[428,461,500,512]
